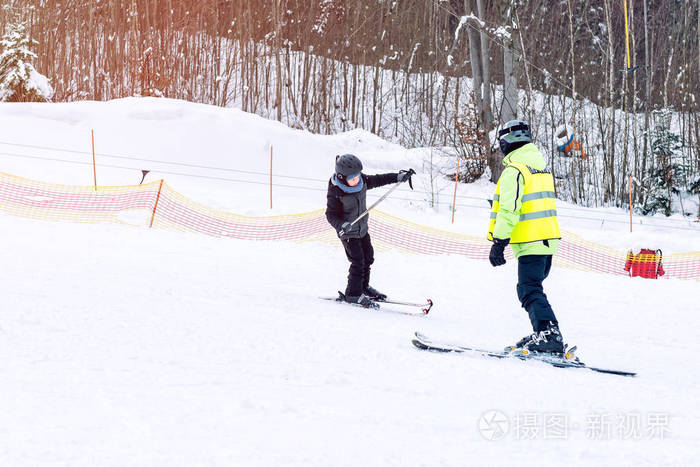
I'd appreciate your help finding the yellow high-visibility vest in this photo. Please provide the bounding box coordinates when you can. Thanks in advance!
[488,161,561,244]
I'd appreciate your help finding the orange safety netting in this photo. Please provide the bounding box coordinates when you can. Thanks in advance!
[0,172,159,224]
[1,171,698,281]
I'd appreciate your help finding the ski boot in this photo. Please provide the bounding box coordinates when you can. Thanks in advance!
[363,285,387,302]
[339,291,379,309]
[506,321,565,356]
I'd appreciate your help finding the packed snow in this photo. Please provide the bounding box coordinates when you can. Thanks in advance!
[0,98,699,466]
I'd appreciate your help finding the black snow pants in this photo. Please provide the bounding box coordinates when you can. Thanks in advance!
[342,233,375,297]
[516,254,558,332]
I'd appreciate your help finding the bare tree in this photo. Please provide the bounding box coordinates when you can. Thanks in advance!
[499,0,518,124]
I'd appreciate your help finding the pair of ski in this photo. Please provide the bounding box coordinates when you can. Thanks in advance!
[318,295,635,377]
[412,332,636,377]
[319,291,433,315]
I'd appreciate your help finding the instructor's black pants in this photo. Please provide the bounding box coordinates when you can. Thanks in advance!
[517,255,558,332]
[342,233,374,297]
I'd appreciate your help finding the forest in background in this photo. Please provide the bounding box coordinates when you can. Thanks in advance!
[0,0,698,215]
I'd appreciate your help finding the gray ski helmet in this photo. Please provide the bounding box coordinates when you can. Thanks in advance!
[335,154,363,180]
[498,120,531,154]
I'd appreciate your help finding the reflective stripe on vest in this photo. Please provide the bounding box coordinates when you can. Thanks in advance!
[519,209,557,222]
[521,191,555,203]
[487,159,561,244]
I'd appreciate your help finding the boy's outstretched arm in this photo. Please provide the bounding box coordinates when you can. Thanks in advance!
[365,172,400,190]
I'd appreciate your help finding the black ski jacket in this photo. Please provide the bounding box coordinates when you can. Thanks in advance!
[325,173,397,239]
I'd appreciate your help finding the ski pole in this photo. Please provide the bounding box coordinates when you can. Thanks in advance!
[339,181,403,237]
[339,169,415,237]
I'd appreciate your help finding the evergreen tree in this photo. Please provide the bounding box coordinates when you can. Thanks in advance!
[640,110,686,216]
[0,22,53,102]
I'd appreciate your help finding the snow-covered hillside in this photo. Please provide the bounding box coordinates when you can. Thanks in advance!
[1,98,699,466]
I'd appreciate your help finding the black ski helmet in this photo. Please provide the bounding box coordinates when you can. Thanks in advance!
[335,154,363,182]
[498,120,532,155]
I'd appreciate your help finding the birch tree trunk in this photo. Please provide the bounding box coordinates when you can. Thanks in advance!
[603,0,616,203]
[500,1,518,123]
[566,0,578,203]
[475,0,493,131]
[474,0,498,181]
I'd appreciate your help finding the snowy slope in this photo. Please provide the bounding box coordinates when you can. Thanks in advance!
[1,98,699,466]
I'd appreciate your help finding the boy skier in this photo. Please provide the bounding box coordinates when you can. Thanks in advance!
[325,154,414,307]
[487,120,564,354]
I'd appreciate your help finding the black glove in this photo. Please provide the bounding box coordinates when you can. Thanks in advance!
[339,221,356,239]
[397,168,416,189]
[489,238,510,267]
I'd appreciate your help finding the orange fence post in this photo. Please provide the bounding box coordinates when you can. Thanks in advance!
[270,145,273,209]
[91,129,97,190]
[629,176,633,233]
[451,156,460,224]
[150,179,164,228]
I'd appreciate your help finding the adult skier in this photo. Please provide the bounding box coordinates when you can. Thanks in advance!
[325,154,414,307]
[487,120,564,354]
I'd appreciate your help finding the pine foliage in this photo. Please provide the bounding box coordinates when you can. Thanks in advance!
[0,22,52,102]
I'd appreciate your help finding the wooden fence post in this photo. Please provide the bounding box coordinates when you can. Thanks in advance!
[150,179,164,228]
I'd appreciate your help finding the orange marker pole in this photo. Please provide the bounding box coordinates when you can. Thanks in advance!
[270,145,273,209]
[150,179,164,228]
[629,176,633,233]
[91,129,97,190]
[451,156,460,224]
